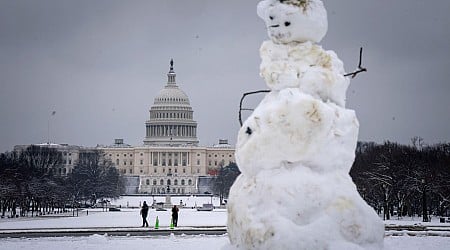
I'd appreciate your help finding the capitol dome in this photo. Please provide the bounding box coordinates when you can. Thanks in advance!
[153,86,190,106]
[144,60,199,146]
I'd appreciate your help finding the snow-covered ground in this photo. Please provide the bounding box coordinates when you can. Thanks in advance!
[0,234,230,250]
[0,209,227,229]
[0,234,449,250]
[0,196,225,229]
[385,217,448,227]
[111,195,221,208]
[0,196,449,249]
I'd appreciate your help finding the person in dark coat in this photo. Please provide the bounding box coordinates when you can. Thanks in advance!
[171,205,179,227]
[140,201,149,227]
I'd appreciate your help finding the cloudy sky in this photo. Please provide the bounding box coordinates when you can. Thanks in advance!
[1,0,449,152]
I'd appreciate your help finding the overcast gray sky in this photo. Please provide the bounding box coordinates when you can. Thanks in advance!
[1,0,449,153]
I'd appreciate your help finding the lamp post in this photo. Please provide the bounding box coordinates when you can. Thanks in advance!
[47,111,56,144]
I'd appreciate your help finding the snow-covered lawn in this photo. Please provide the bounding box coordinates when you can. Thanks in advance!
[0,199,447,230]
[110,195,222,208]
[0,234,449,250]
[385,217,449,227]
[0,196,449,249]
[0,208,227,229]
[0,196,226,229]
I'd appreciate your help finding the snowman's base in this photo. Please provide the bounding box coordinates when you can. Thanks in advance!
[227,167,384,250]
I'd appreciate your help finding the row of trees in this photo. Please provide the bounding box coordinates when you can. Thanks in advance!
[0,146,124,218]
[351,140,450,221]
[2,140,448,221]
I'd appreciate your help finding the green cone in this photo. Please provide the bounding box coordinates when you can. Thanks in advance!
[154,216,159,229]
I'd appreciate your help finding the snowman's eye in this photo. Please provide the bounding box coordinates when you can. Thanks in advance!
[246,127,253,135]
[269,16,274,20]
[284,21,291,27]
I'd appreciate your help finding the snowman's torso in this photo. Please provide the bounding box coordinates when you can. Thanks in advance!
[235,88,359,177]
[260,40,350,107]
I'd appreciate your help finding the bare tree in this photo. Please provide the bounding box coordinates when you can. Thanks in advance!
[212,162,240,205]
[67,150,124,207]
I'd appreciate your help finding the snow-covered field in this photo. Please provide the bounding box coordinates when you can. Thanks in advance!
[1,195,443,230]
[0,196,225,229]
[0,233,449,250]
[111,195,221,208]
[0,196,449,249]
[0,208,227,229]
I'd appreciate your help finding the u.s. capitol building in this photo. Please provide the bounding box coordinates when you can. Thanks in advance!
[15,60,235,195]
[99,60,235,194]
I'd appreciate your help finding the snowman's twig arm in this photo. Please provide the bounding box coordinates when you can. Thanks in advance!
[344,47,367,79]
[239,90,271,126]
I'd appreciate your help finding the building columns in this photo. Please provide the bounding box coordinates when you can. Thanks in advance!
[146,125,197,138]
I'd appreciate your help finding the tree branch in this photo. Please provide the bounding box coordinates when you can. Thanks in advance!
[344,47,367,79]
[239,90,271,126]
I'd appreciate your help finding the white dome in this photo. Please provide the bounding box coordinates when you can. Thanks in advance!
[154,86,190,106]
[144,60,199,146]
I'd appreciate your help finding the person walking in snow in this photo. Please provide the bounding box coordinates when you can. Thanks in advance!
[171,205,179,227]
[140,201,149,227]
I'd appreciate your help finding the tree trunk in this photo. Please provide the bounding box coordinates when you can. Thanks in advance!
[384,202,390,220]
[422,189,428,222]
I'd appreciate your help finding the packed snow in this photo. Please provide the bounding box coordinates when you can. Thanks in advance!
[0,233,449,250]
[227,0,383,249]
[259,41,349,106]
[0,234,231,250]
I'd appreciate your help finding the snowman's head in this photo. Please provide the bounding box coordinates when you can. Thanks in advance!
[257,0,328,44]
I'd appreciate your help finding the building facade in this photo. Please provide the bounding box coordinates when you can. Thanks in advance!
[101,60,235,194]
[14,60,235,195]
[100,141,234,195]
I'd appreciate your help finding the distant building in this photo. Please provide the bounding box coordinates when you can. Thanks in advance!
[15,60,235,195]
[13,143,91,176]
[100,60,235,194]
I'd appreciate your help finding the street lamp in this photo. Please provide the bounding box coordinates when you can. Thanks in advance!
[47,111,56,144]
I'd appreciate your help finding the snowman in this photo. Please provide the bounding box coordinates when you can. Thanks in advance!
[226,1,384,249]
